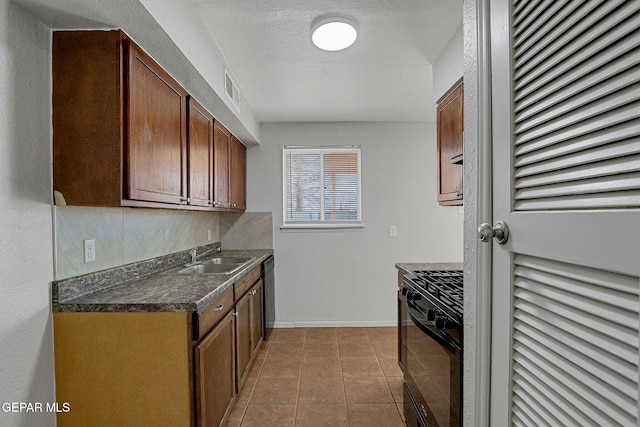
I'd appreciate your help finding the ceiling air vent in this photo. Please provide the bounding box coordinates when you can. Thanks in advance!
[224,67,240,110]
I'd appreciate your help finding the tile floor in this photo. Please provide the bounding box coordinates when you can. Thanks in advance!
[223,327,405,427]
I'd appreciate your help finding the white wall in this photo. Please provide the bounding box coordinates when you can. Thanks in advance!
[247,122,463,326]
[137,0,261,144]
[0,1,56,425]
[433,24,464,103]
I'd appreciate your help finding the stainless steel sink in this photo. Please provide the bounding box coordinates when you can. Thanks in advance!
[179,263,243,274]
[161,256,251,275]
[202,257,251,265]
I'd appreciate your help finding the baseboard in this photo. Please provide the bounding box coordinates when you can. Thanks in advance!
[271,321,295,328]
[271,320,396,328]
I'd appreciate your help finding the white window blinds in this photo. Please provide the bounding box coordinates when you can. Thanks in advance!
[283,147,361,227]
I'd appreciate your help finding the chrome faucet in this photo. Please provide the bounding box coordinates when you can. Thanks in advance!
[188,245,221,266]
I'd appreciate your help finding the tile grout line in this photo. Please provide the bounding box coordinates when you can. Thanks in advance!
[372,336,395,405]
[231,327,403,426]
[237,328,274,426]
[292,328,306,427]
[339,332,351,426]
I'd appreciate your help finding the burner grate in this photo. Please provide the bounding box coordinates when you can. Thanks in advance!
[411,270,464,316]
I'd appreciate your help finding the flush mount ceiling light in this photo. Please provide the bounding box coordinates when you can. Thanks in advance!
[311,14,358,51]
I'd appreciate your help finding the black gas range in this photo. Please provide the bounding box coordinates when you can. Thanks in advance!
[399,269,463,427]
[405,270,464,343]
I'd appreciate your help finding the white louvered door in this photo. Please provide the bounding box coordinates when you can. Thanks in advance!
[488,1,640,425]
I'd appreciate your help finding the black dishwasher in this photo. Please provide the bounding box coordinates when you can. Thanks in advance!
[262,255,275,340]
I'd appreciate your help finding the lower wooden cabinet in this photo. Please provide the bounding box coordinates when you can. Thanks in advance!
[235,288,252,391]
[235,278,264,392]
[195,311,235,427]
[249,280,264,359]
[53,312,194,427]
[53,269,265,426]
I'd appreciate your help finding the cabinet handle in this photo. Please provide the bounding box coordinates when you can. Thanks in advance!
[208,201,214,205]
[233,311,238,317]
[214,304,224,312]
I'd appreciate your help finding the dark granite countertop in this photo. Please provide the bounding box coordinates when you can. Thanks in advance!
[395,262,463,275]
[52,246,273,313]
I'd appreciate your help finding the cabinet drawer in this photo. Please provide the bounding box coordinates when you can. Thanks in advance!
[235,265,261,299]
[193,286,233,340]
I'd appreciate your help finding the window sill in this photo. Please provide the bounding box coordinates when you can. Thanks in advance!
[280,223,365,231]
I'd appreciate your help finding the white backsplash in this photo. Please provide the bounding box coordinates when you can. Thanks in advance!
[54,207,273,280]
[54,206,220,280]
[122,208,165,262]
[220,212,273,250]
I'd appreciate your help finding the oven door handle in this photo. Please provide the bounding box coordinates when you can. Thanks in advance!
[407,299,426,314]
[408,309,459,353]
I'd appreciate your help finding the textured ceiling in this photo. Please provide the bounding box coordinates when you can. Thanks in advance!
[195,0,463,122]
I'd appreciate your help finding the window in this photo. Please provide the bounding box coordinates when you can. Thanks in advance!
[283,146,362,228]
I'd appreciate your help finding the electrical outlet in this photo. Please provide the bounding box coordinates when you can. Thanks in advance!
[389,225,397,238]
[84,239,96,263]
[208,229,212,241]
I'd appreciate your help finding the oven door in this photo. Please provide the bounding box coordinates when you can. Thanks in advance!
[403,286,462,427]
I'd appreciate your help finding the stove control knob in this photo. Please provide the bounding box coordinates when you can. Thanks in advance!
[435,315,447,330]
[401,287,408,296]
[426,308,436,322]
[411,292,421,301]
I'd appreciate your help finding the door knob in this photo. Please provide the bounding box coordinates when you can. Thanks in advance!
[478,220,509,245]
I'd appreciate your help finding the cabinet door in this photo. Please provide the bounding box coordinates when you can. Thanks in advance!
[195,311,235,427]
[188,98,214,207]
[436,81,463,205]
[249,280,264,356]
[53,30,125,207]
[235,291,251,391]
[398,289,407,373]
[230,136,246,210]
[213,121,231,209]
[127,42,188,204]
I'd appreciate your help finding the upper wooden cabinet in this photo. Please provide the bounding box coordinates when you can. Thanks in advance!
[436,80,464,206]
[230,136,247,210]
[128,42,188,205]
[188,97,215,207]
[53,30,126,207]
[53,30,246,212]
[213,121,232,209]
[212,122,246,211]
